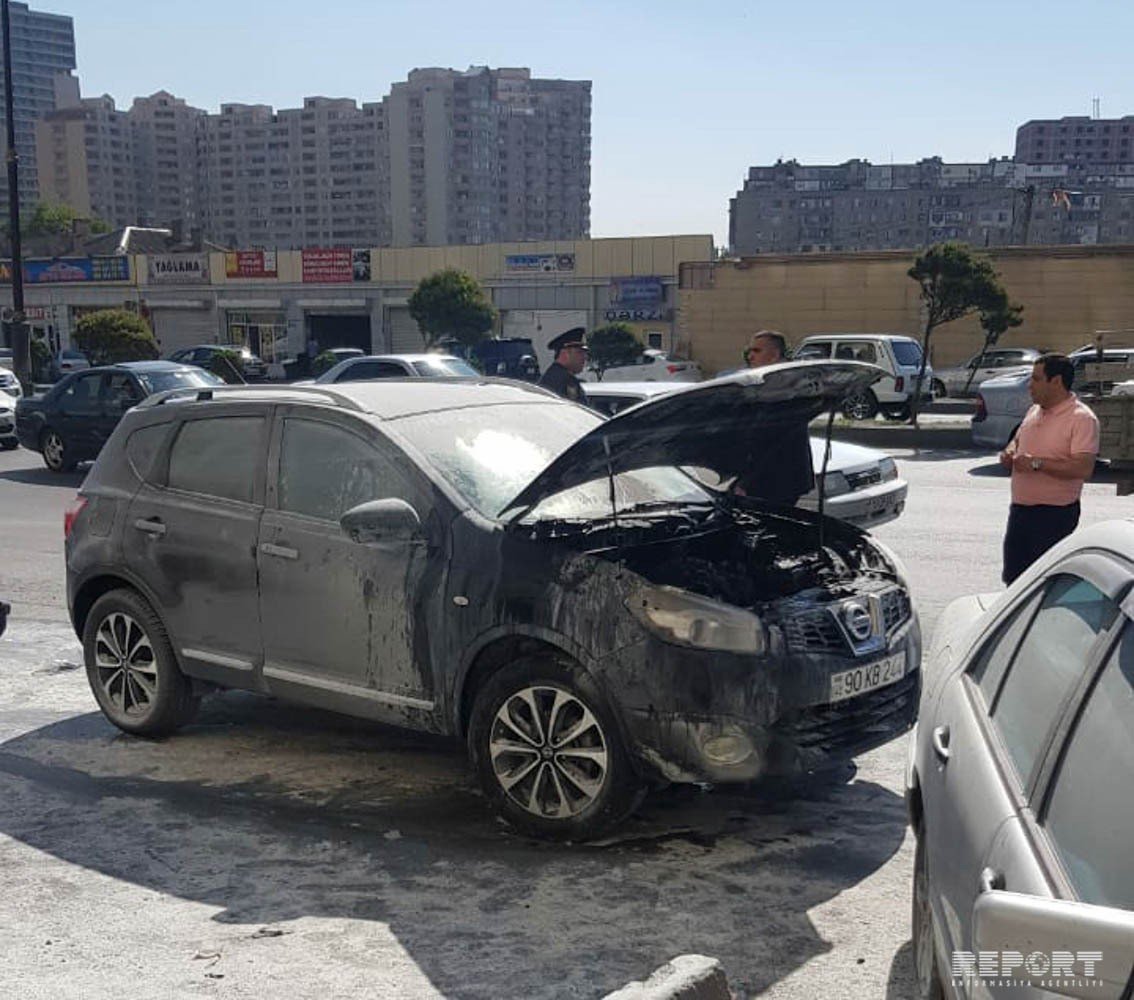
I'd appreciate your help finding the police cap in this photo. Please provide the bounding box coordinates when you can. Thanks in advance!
[548,327,588,354]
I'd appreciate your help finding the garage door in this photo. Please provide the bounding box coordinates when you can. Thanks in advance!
[150,308,218,356]
[389,307,426,354]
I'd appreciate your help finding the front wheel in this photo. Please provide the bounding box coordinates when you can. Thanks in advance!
[468,656,644,841]
[842,389,879,421]
[930,379,947,399]
[41,428,77,472]
[83,588,200,736]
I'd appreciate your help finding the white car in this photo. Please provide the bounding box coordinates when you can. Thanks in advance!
[584,382,908,528]
[931,347,1041,399]
[0,366,22,400]
[301,353,480,385]
[907,519,1134,999]
[0,395,16,449]
[581,349,702,384]
[971,369,1031,449]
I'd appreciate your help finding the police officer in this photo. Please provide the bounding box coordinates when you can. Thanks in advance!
[538,328,589,403]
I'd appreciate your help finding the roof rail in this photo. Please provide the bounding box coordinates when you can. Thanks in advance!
[136,383,367,412]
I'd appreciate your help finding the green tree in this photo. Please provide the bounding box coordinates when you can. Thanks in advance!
[963,294,1025,395]
[408,269,497,350]
[206,349,246,384]
[907,243,1015,425]
[587,323,643,381]
[72,309,159,366]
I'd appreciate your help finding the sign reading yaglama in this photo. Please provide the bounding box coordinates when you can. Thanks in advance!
[225,250,277,279]
[301,248,372,283]
[504,253,575,273]
[148,253,210,284]
[0,256,131,283]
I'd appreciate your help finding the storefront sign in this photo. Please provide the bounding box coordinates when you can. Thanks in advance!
[300,248,372,283]
[610,276,664,306]
[0,256,131,283]
[148,253,210,284]
[504,253,575,273]
[225,250,277,279]
[603,307,671,322]
[2,305,53,322]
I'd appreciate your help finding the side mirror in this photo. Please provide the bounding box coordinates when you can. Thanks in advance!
[972,889,1134,998]
[340,498,421,545]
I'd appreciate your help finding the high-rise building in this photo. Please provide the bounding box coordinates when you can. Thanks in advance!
[130,91,205,233]
[0,1,77,212]
[387,66,590,246]
[1015,115,1134,166]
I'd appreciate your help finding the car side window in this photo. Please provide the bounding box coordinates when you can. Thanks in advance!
[167,416,265,503]
[278,418,412,521]
[105,374,143,408]
[989,575,1118,786]
[335,361,405,382]
[126,423,171,482]
[799,342,831,359]
[969,587,1044,704]
[59,373,104,412]
[1041,622,1134,909]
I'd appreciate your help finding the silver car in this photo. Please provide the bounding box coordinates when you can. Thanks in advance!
[932,348,1040,399]
[907,519,1134,999]
[308,353,479,383]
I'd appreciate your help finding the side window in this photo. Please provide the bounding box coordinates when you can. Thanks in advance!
[167,417,264,503]
[1042,623,1134,908]
[60,374,104,413]
[335,361,405,382]
[990,575,1118,786]
[969,587,1044,703]
[798,342,832,359]
[105,374,143,408]
[126,423,170,482]
[278,418,412,521]
[835,343,856,360]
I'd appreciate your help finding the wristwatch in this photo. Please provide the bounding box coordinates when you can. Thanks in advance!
[1030,457,1043,471]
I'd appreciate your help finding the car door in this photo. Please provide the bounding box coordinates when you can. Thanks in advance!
[921,564,1122,987]
[56,371,107,458]
[257,409,442,717]
[123,408,267,684]
[98,373,144,451]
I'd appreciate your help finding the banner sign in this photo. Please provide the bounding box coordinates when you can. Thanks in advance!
[603,307,671,322]
[148,253,210,284]
[0,256,131,283]
[225,250,277,279]
[610,276,664,305]
[504,253,575,273]
[301,248,372,283]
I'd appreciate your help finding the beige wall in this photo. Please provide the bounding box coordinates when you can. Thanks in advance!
[678,246,1134,374]
[35,117,92,215]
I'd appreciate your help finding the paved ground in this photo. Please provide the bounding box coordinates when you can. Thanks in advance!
[0,443,1129,999]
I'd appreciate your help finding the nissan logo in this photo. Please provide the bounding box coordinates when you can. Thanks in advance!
[843,602,874,642]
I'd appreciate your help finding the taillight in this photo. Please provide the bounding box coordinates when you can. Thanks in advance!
[64,496,88,539]
[894,377,905,393]
[974,396,988,421]
[667,364,681,374]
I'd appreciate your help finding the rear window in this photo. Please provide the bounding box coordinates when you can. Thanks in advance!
[891,341,924,367]
[411,358,479,377]
[61,349,86,360]
[135,369,223,394]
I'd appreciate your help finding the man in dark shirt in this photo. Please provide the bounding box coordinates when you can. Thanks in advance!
[538,328,589,404]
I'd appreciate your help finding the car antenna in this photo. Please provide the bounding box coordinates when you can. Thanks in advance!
[817,407,837,557]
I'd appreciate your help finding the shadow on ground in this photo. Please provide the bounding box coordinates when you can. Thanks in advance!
[0,464,86,487]
[0,693,909,999]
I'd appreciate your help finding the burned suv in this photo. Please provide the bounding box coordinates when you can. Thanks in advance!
[65,363,919,839]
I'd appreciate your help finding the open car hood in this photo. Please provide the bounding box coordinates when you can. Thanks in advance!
[502,360,884,516]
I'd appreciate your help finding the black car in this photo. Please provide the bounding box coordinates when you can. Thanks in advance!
[472,338,541,381]
[168,344,268,381]
[64,362,919,840]
[16,361,222,472]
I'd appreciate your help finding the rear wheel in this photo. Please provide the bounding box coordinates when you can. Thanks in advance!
[930,379,947,399]
[842,389,879,421]
[83,588,200,736]
[468,655,644,840]
[912,826,945,1000]
[41,428,76,472]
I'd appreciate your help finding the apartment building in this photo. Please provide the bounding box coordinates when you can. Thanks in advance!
[130,91,205,232]
[0,1,77,212]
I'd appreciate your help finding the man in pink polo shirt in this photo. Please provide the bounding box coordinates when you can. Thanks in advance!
[999,353,1099,584]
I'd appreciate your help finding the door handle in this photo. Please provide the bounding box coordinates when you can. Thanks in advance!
[931,724,952,762]
[980,867,1005,894]
[133,518,166,537]
[260,542,298,560]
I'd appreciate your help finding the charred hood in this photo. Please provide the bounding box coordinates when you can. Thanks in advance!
[502,360,884,516]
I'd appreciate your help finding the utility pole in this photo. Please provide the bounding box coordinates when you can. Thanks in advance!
[1,0,29,392]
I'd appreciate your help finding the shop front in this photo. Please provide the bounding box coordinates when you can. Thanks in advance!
[224,309,288,363]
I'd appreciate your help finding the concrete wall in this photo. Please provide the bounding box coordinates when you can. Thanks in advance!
[678,245,1134,374]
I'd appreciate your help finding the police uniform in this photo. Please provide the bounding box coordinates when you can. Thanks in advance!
[539,329,589,404]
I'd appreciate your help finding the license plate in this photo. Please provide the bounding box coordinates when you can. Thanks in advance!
[829,652,906,703]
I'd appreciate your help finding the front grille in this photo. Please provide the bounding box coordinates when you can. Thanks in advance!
[880,588,912,633]
[777,669,919,754]
[845,468,883,491]
[783,609,846,654]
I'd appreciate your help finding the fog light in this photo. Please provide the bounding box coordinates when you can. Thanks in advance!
[701,732,755,765]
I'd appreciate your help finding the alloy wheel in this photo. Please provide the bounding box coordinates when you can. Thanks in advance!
[93,612,159,719]
[843,391,877,421]
[488,685,609,819]
[43,431,65,470]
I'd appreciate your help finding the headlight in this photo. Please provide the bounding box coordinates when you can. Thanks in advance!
[870,537,911,585]
[879,457,898,481]
[821,471,850,497]
[627,583,767,654]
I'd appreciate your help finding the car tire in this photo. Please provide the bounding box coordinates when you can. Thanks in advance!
[842,389,879,421]
[931,379,947,399]
[912,825,945,1000]
[83,588,200,737]
[468,655,644,841]
[0,438,17,450]
[882,404,912,422]
[40,428,76,472]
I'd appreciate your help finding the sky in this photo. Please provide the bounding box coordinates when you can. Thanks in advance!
[54,0,1134,246]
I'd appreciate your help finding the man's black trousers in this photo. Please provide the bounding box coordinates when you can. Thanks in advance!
[1002,501,1081,585]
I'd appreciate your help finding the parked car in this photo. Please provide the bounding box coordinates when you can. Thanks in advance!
[471,338,541,381]
[16,361,223,472]
[931,347,1041,398]
[0,366,22,400]
[167,344,268,381]
[585,382,908,528]
[65,362,919,840]
[306,353,480,384]
[1068,346,1134,396]
[580,348,702,384]
[971,370,1031,449]
[0,394,17,449]
[312,347,365,375]
[795,334,932,420]
[0,347,13,369]
[49,348,90,381]
[907,519,1134,999]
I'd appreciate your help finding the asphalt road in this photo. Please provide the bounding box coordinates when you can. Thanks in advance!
[0,443,1129,999]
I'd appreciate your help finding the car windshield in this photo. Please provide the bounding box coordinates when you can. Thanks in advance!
[891,341,923,366]
[410,357,479,377]
[135,369,224,394]
[393,401,713,518]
